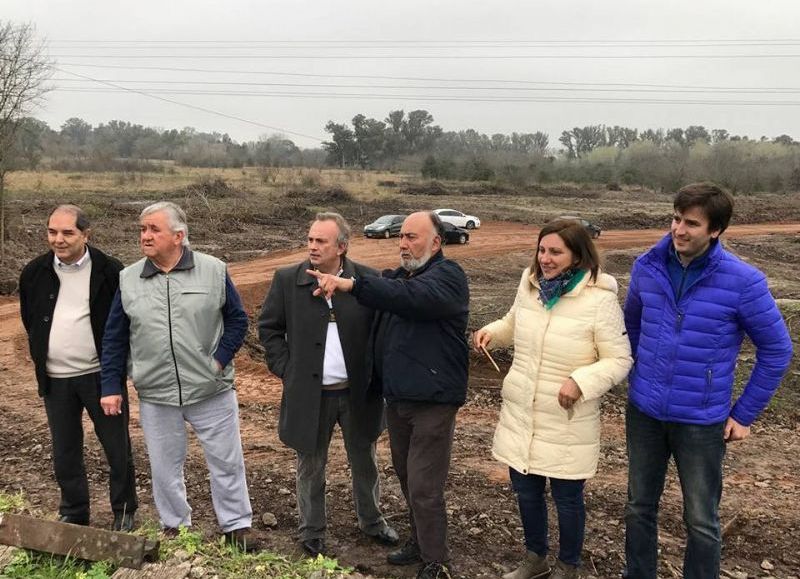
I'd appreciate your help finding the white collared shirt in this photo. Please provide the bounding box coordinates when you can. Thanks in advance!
[320,267,348,385]
[53,247,91,270]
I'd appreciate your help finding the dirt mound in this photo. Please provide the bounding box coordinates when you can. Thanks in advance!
[184,175,244,199]
[287,185,354,204]
[401,180,450,195]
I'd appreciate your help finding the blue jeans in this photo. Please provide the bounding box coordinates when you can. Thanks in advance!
[509,468,585,566]
[624,403,725,579]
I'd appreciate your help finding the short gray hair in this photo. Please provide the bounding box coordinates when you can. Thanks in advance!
[313,212,351,251]
[140,201,190,246]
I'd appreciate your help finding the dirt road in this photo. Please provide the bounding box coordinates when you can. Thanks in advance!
[229,221,800,310]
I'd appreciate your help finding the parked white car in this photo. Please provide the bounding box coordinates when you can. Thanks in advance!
[433,209,481,229]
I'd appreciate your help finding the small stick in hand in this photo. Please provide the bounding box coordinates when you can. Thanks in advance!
[480,344,501,373]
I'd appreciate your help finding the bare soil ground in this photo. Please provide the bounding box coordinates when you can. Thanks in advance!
[1,219,798,578]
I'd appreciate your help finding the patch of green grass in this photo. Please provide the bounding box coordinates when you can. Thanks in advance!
[1,551,112,579]
[131,524,353,578]
[0,524,353,579]
[0,491,26,513]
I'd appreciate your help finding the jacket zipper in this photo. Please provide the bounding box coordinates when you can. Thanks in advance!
[703,368,713,407]
[648,249,719,418]
[165,274,184,406]
[676,265,688,301]
[525,307,553,473]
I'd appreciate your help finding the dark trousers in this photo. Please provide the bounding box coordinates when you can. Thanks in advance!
[624,403,725,579]
[296,390,386,540]
[509,468,586,566]
[386,401,458,564]
[43,373,137,520]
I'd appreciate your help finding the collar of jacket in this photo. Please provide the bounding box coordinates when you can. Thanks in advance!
[140,248,195,278]
[645,233,722,275]
[382,249,445,279]
[296,256,356,286]
[42,244,108,273]
[528,267,618,296]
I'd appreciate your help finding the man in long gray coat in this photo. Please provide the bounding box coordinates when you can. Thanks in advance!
[258,212,398,557]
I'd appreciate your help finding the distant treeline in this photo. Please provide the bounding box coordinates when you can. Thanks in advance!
[6,117,325,171]
[6,112,800,193]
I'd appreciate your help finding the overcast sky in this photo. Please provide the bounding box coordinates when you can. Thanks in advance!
[5,0,800,148]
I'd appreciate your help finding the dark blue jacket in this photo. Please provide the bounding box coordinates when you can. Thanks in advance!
[353,251,470,406]
[624,234,793,426]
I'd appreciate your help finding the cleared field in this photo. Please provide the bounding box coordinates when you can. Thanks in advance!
[1,168,798,578]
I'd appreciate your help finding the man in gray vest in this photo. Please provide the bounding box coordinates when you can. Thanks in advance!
[19,204,137,531]
[100,201,258,550]
[259,212,398,557]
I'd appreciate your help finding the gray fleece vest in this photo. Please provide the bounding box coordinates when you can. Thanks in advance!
[120,251,234,406]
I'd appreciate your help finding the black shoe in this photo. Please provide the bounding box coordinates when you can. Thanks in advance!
[368,525,400,546]
[301,537,326,557]
[58,514,89,526]
[417,561,452,579]
[224,528,262,553]
[387,539,422,566]
[112,512,135,532]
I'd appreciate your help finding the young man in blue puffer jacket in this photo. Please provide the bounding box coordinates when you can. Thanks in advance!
[622,182,793,579]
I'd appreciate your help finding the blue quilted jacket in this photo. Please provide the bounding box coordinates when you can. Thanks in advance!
[624,234,792,426]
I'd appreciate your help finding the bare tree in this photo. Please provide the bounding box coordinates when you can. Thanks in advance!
[0,21,51,259]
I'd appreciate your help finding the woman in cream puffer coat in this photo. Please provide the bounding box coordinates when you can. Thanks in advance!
[475,219,632,579]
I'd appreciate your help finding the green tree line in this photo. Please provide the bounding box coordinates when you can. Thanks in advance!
[6,113,800,193]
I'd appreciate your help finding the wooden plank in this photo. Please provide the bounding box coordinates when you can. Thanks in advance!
[0,514,159,570]
[111,561,191,578]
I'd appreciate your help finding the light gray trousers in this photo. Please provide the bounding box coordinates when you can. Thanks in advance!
[296,391,386,540]
[139,389,252,532]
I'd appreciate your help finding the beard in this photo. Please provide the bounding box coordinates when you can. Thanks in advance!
[400,247,433,272]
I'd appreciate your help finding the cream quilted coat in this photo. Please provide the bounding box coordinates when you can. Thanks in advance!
[481,267,632,480]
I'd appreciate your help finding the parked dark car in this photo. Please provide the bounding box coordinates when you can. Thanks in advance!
[364,214,406,238]
[558,215,601,238]
[440,222,470,245]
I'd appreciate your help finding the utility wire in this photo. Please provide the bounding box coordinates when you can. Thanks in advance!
[47,42,800,49]
[49,53,800,59]
[55,62,800,91]
[49,38,800,43]
[50,77,800,94]
[52,87,800,106]
[54,67,325,142]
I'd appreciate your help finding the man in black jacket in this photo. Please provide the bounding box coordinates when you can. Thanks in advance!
[258,212,398,557]
[19,205,137,531]
[308,211,469,579]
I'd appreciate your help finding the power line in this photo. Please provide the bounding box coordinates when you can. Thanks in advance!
[50,77,800,94]
[47,42,800,50]
[54,67,325,142]
[52,87,800,106]
[50,53,800,59]
[55,63,800,91]
[49,38,800,43]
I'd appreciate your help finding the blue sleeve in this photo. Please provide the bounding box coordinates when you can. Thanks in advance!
[100,289,130,397]
[623,262,643,357]
[729,271,793,425]
[352,260,469,321]
[214,272,248,368]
